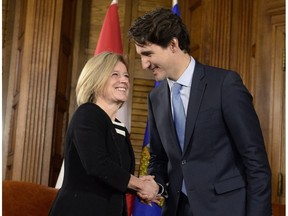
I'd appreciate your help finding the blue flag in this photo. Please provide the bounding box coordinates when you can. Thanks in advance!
[172,0,180,16]
[131,120,162,216]
[132,2,180,215]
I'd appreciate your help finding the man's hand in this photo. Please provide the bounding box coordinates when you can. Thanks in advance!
[137,175,161,205]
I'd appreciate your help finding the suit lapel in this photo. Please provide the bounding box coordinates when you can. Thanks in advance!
[152,81,183,155]
[183,62,207,154]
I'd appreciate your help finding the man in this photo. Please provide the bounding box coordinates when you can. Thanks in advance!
[128,8,271,216]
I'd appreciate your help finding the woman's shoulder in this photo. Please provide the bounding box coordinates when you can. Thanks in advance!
[76,102,103,113]
[73,103,109,121]
[67,103,110,133]
[78,102,98,110]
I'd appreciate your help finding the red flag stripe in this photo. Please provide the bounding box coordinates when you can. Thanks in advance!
[95,3,123,55]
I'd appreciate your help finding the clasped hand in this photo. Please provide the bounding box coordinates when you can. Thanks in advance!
[137,175,162,206]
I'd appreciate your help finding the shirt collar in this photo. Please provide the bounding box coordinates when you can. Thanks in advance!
[167,56,195,88]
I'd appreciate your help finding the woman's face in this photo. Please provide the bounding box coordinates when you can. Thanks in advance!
[101,61,130,105]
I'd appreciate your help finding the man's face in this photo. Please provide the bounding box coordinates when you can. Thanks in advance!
[135,43,174,81]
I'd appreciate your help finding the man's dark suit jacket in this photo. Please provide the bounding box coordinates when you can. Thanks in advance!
[49,103,135,216]
[148,61,271,216]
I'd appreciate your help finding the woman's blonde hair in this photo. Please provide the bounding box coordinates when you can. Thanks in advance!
[76,52,128,106]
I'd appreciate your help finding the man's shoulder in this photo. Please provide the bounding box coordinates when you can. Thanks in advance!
[197,61,229,73]
[195,61,239,79]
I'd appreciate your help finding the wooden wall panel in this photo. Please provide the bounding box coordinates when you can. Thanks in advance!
[49,0,77,187]
[130,78,155,176]
[17,0,58,183]
[3,0,65,185]
[184,0,254,87]
[186,0,202,60]
[230,0,254,89]
[2,0,16,136]
[209,0,232,68]
[269,23,285,205]
[3,0,27,179]
[253,0,285,209]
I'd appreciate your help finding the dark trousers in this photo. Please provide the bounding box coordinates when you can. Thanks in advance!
[176,192,193,216]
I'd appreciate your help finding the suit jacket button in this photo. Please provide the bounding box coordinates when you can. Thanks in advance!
[182,160,186,165]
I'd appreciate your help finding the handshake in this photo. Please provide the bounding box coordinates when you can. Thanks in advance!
[129,175,163,206]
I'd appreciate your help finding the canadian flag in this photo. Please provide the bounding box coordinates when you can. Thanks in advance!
[95,0,123,55]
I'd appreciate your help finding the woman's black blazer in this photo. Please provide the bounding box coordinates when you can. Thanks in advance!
[49,103,135,216]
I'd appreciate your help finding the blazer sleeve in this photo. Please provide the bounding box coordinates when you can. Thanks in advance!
[147,93,169,189]
[71,103,131,193]
[221,71,272,216]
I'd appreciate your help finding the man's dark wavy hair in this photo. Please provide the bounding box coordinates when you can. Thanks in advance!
[128,8,190,53]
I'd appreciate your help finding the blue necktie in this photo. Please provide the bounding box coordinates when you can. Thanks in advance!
[172,83,186,151]
[172,83,187,195]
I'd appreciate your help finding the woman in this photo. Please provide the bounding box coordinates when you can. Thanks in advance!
[49,52,158,216]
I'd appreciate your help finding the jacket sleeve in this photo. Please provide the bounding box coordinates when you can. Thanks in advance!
[147,93,169,191]
[72,103,131,193]
[222,71,272,216]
